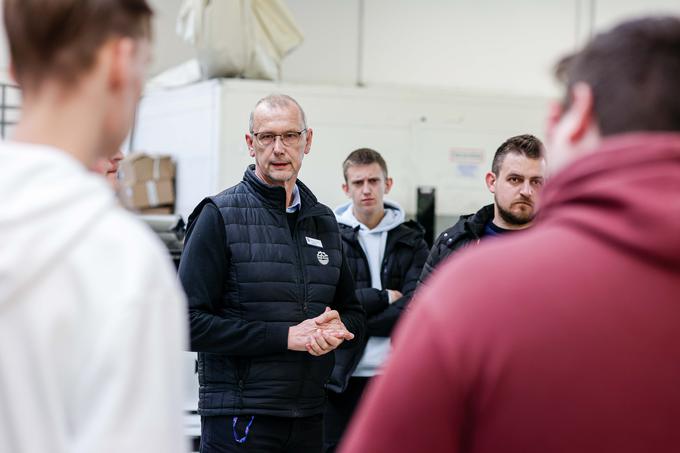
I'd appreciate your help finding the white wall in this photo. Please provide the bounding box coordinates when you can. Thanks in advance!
[141,0,680,97]
[595,0,680,29]
[1,1,679,94]
[147,0,195,76]
[278,0,680,96]
[282,0,579,97]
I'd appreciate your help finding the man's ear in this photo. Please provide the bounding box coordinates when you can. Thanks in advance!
[342,183,350,197]
[384,177,393,194]
[485,171,497,194]
[107,37,136,92]
[546,100,564,143]
[246,134,255,157]
[558,82,596,143]
[8,62,18,86]
[303,128,313,155]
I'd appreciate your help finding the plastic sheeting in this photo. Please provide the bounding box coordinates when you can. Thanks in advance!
[177,0,304,80]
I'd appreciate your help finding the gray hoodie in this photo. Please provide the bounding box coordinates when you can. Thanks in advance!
[334,199,405,376]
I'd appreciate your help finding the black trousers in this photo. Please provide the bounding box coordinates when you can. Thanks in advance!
[200,414,323,453]
[323,377,370,453]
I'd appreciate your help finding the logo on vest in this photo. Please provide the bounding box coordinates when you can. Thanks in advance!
[317,251,329,265]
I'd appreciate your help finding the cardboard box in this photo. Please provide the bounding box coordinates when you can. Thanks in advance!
[119,153,175,184]
[120,179,174,209]
[139,206,174,215]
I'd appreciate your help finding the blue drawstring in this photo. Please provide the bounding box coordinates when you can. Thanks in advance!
[232,416,255,443]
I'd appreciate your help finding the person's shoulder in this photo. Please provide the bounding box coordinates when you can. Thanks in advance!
[211,181,250,205]
[413,224,586,358]
[308,200,338,221]
[337,222,355,235]
[398,219,426,236]
[62,206,185,322]
[80,207,177,281]
[389,220,426,245]
[424,225,566,311]
[433,218,467,248]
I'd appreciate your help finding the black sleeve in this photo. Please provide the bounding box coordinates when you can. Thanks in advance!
[355,287,389,317]
[178,201,291,356]
[331,246,367,350]
[368,235,430,336]
[417,232,448,286]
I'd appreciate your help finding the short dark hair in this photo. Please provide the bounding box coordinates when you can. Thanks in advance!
[491,134,545,175]
[342,148,388,182]
[4,0,153,90]
[555,16,680,135]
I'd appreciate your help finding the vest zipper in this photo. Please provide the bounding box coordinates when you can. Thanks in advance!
[294,223,308,315]
[292,219,307,417]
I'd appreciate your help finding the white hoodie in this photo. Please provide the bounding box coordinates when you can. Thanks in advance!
[335,200,405,377]
[0,143,188,453]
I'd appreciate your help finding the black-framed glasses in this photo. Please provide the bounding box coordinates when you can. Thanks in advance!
[252,129,307,147]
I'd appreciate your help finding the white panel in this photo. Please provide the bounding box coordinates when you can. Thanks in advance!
[147,0,197,76]
[281,0,360,85]
[133,81,222,219]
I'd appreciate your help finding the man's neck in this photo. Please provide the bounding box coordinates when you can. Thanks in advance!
[353,207,385,230]
[492,206,533,231]
[492,219,533,230]
[253,167,298,208]
[13,86,105,168]
[284,179,297,208]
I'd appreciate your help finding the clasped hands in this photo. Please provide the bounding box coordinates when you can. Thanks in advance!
[288,307,355,356]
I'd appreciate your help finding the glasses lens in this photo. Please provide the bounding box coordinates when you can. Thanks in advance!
[282,131,301,146]
[257,133,274,146]
[255,131,304,146]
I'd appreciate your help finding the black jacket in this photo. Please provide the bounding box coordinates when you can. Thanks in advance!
[418,204,495,285]
[328,219,428,393]
[178,165,366,418]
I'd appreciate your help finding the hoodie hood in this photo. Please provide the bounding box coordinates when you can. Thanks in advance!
[539,132,680,269]
[334,199,405,233]
[0,142,115,306]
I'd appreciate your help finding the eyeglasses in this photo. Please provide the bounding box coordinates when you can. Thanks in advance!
[252,129,307,147]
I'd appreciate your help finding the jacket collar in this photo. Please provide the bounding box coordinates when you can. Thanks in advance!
[243,164,320,214]
[340,219,423,247]
[463,203,495,239]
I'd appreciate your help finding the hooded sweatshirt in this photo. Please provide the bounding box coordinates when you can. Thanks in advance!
[0,142,188,453]
[335,200,405,376]
[341,133,680,453]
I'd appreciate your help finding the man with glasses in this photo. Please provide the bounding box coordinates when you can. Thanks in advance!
[179,94,365,452]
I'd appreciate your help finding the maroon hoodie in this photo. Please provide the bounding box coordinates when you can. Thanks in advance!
[341,133,680,453]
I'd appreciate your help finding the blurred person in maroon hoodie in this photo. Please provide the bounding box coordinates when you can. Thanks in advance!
[341,16,680,453]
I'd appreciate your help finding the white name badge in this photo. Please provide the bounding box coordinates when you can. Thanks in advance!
[305,236,323,248]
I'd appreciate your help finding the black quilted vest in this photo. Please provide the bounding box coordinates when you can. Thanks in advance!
[197,166,346,417]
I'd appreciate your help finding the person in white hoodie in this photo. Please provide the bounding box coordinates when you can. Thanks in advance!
[0,1,188,453]
[324,148,429,452]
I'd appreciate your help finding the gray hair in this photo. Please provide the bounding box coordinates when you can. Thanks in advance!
[248,93,308,133]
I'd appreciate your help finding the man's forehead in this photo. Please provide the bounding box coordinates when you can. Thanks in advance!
[347,163,385,180]
[499,153,546,176]
[252,102,303,127]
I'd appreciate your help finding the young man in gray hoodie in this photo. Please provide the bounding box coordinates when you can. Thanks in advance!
[324,148,429,452]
